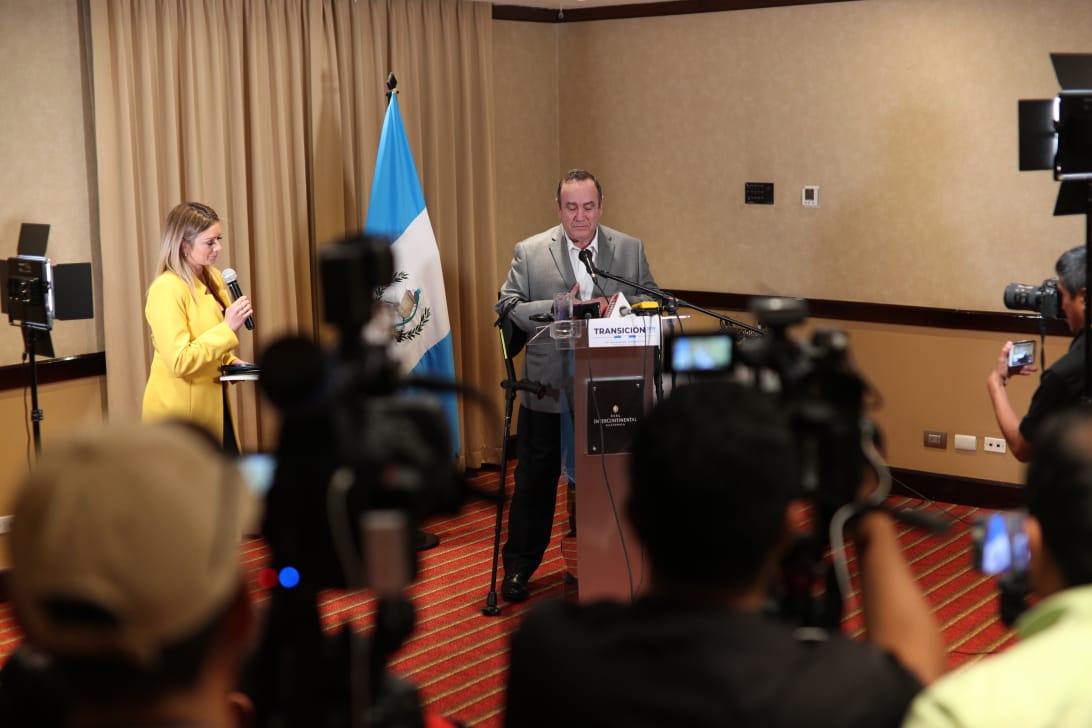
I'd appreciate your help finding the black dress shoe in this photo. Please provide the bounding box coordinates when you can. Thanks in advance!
[501,571,531,602]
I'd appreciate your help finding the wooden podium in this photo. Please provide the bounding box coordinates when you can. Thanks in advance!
[219,365,259,454]
[541,317,661,602]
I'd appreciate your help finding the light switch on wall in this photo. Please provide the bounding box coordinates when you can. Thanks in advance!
[954,434,977,451]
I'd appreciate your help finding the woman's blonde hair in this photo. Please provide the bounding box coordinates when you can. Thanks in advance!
[155,202,220,295]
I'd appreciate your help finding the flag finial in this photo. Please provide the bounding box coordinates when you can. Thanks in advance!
[385,72,398,100]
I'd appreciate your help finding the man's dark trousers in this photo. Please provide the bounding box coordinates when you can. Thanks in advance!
[503,405,563,577]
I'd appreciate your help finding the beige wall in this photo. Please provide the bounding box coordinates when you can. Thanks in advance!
[0,379,107,512]
[0,0,101,364]
[0,0,104,543]
[493,20,562,264]
[841,321,1059,485]
[552,0,1090,310]
[492,0,1092,486]
[651,307,1057,486]
[0,377,107,568]
[761,313,1062,486]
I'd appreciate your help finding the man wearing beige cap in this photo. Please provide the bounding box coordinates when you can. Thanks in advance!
[5,422,256,728]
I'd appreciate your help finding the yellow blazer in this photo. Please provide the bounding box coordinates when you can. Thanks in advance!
[141,269,241,448]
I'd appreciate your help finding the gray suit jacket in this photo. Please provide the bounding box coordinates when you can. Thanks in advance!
[496,224,659,413]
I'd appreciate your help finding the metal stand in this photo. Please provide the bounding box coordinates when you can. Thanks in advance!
[23,327,44,455]
[483,317,543,616]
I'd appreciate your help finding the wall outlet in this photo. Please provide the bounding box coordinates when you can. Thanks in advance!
[984,437,1007,454]
[0,515,12,534]
[954,434,977,452]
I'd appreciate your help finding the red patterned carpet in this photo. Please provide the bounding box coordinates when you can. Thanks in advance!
[246,473,1018,726]
[839,498,1018,664]
[0,468,1017,727]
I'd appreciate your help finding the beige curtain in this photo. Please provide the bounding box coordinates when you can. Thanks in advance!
[90,0,505,466]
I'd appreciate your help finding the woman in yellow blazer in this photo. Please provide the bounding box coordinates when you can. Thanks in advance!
[142,202,254,451]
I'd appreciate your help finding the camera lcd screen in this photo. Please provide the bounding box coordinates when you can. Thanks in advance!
[666,334,733,373]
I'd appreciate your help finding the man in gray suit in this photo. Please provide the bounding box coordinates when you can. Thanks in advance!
[495,169,660,601]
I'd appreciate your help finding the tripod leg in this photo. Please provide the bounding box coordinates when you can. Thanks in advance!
[24,327,43,455]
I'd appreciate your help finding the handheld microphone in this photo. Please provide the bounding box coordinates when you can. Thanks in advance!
[222,268,254,330]
[578,248,597,283]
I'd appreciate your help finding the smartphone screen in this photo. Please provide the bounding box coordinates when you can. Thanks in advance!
[1009,340,1036,368]
[972,511,1030,576]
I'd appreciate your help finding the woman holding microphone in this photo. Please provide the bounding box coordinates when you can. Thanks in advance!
[142,202,254,452]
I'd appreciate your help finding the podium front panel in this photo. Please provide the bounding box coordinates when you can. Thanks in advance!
[572,338,656,603]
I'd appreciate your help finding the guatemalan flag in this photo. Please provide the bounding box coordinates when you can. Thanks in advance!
[364,92,460,455]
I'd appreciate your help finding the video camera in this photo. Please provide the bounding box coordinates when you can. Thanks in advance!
[250,232,465,728]
[665,297,879,628]
[738,299,868,510]
[666,298,870,507]
[1003,278,1064,320]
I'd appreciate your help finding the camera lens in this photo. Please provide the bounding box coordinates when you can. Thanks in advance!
[1003,283,1041,312]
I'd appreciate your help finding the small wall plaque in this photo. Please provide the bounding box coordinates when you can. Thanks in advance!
[745,182,774,205]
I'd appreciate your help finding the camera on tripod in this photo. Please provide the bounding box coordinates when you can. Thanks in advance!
[665,297,881,629]
[715,299,870,504]
[1003,278,1064,320]
[665,297,870,509]
[251,232,465,728]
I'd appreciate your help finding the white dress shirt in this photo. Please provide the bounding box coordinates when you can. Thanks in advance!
[567,233,599,301]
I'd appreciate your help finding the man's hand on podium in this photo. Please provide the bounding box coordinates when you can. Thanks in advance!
[564,282,605,318]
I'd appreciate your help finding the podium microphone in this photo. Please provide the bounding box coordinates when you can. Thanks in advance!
[578,248,597,283]
[222,268,255,330]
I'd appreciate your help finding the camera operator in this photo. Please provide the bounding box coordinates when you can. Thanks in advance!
[505,381,944,728]
[251,232,467,728]
[988,245,1087,462]
[904,406,1092,726]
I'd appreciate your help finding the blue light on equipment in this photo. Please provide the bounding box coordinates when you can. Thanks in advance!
[278,566,301,589]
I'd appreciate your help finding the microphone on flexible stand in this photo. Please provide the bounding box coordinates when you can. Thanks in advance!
[222,268,255,331]
[578,248,597,284]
